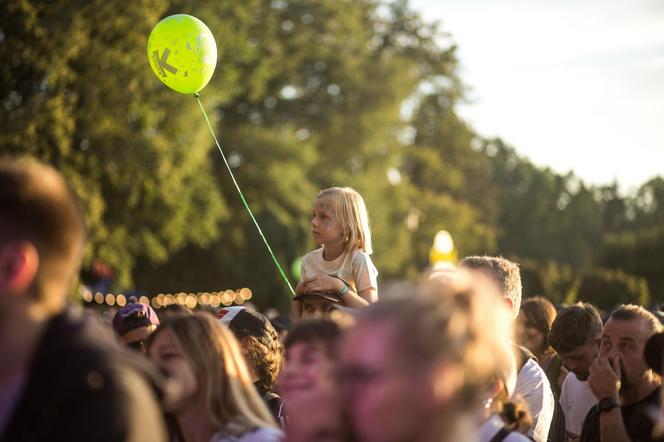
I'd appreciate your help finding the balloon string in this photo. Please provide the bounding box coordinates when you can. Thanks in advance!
[193,93,296,297]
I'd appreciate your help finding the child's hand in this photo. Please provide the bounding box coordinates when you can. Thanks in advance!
[301,275,343,293]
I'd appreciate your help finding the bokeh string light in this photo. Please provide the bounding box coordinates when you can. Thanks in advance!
[80,287,253,309]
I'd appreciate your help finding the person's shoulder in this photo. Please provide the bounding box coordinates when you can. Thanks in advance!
[350,249,374,266]
[561,370,575,386]
[38,309,118,369]
[302,248,323,263]
[516,357,553,397]
[42,309,165,392]
[560,371,574,394]
[9,310,168,441]
[518,356,547,379]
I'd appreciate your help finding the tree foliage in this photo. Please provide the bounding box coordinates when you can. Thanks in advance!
[574,268,650,312]
[2,0,661,309]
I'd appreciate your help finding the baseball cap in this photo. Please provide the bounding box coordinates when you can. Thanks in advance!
[217,306,278,346]
[293,290,344,304]
[112,302,160,337]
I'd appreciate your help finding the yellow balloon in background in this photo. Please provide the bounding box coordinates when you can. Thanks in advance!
[429,230,458,267]
[147,14,217,94]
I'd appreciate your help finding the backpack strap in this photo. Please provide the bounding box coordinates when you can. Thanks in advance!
[489,427,512,442]
[512,343,538,372]
[262,391,280,402]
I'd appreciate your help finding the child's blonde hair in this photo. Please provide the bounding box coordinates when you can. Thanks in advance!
[316,187,373,254]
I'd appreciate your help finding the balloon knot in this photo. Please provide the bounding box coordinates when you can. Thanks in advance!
[193,92,200,99]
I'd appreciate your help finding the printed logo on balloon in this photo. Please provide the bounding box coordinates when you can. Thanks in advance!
[147,14,217,95]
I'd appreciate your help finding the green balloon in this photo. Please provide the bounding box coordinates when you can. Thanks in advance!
[291,256,303,281]
[147,14,217,94]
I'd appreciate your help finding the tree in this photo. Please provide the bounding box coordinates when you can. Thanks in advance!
[0,0,233,287]
[136,0,474,301]
[573,268,650,312]
[481,138,603,267]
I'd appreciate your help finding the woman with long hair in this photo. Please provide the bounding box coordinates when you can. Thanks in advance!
[518,296,567,398]
[147,313,282,442]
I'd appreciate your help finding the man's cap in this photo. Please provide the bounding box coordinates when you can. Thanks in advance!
[217,306,278,345]
[293,290,343,304]
[112,302,160,337]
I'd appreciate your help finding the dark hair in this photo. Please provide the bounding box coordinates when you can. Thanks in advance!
[157,303,194,321]
[499,396,532,434]
[460,256,522,318]
[549,303,603,353]
[520,296,557,351]
[0,157,85,298]
[224,309,283,393]
[270,315,294,335]
[610,304,662,337]
[284,319,342,357]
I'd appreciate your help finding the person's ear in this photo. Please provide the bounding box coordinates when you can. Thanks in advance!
[0,241,39,296]
[504,297,514,312]
[489,380,505,401]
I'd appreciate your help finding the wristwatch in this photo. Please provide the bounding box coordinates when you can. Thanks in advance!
[597,397,620,413]
[338,282,350,297]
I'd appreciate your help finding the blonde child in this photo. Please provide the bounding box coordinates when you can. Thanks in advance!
[294,187,378,317]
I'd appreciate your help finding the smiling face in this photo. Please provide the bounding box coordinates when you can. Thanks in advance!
[311,197,345,247]
[147,327,199,411]
[280,341,336,399]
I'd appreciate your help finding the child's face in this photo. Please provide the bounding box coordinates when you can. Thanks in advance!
[311,197,344,246]
[280,341,336,399]
[302,297,338,320]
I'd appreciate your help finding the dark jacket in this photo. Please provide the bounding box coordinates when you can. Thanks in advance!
[1,307,168,442]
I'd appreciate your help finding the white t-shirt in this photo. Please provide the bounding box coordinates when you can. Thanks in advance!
[475,414,533,442]
[513,358,555,442]
[210,427,283,442]
[559,372,598,437]
[300,247,378,293]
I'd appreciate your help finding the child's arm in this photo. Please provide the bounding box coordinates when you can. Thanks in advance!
[357,287,377,303]
[339,287,371,308]
[300,275,371,308]
[351,252,379,305]
[292,279,307,319]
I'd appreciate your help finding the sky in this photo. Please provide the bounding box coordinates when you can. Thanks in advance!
[410,0,664,191]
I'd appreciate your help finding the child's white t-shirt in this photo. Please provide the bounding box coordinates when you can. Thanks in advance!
[300,247,378,293]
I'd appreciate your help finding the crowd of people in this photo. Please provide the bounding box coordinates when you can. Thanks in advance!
[1,156,664,442]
